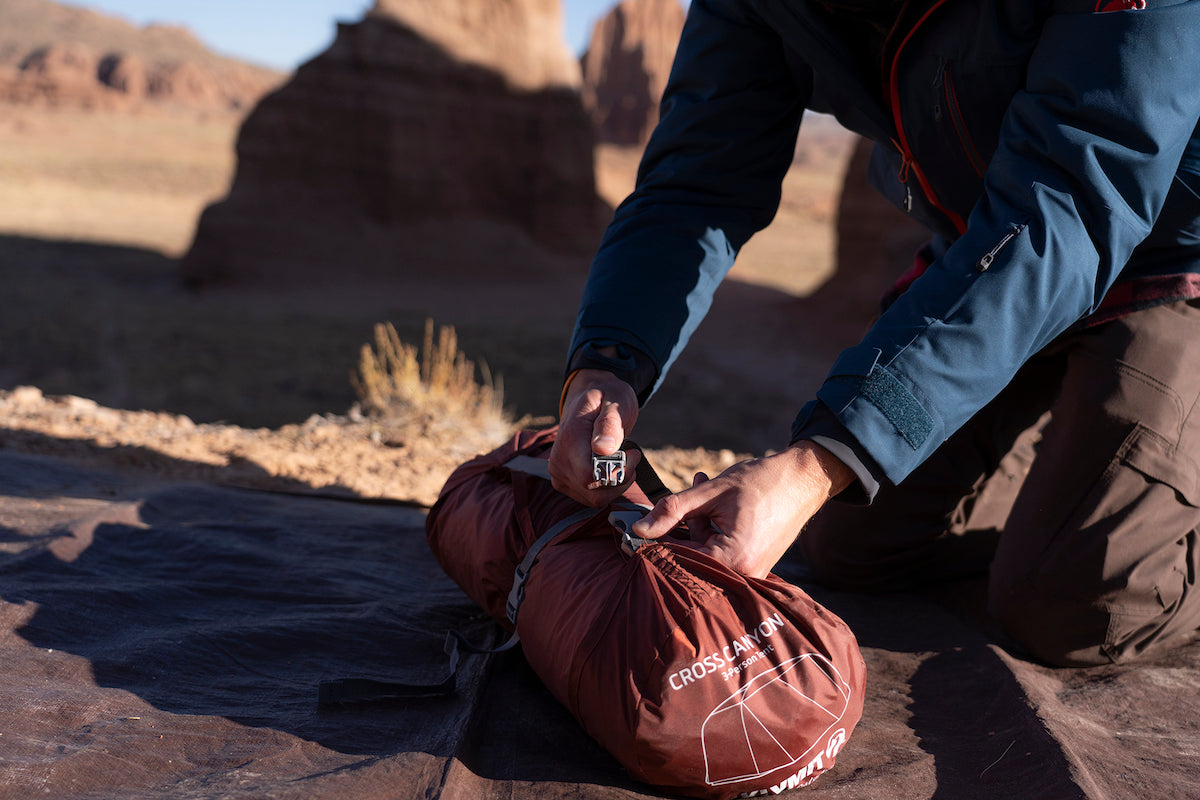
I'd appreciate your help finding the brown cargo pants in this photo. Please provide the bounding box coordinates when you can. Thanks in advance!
[800,299,1200,666]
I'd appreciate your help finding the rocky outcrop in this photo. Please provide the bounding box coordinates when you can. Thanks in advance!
[145,61,223,107]
[580,0,686,146]
[182,0,606,286]
[0,42,121,109]
[0,0,281,112]
[98,52,148,96]
[373,0,581,91]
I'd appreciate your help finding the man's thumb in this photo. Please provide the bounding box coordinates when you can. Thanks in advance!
[631,489,699,539]
[590,401,626,455]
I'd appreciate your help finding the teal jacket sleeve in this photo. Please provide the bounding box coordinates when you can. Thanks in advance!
[568,0,808,400]
[796,0,1200,484]
[570,0,1200,495]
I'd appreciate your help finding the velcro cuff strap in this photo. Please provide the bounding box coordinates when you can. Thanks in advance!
[856,366,933,450]
[823,348,933,451]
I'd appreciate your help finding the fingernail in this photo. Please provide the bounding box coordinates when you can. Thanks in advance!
[631,518,649,535]
[592,434,617,451]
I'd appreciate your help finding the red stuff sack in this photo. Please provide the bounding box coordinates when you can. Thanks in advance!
[426,429,866,798]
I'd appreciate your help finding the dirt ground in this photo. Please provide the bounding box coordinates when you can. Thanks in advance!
[0,103,860,503]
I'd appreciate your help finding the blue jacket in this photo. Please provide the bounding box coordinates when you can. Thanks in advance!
[569,0,1200,496]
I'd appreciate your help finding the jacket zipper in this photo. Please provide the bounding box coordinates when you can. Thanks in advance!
[977,223,1026,272]
[887,0,968,235]
[941,61,988,179]
[893,142,914,211]
[931,59,946,122]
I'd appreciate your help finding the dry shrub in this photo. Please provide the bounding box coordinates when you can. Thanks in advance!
[353,320,512,442]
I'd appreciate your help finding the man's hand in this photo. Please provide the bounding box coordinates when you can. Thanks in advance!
[631,441,854,578]
[549,369,640,507]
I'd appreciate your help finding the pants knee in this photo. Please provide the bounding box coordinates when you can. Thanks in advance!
[797,523,897,592]
[988,572,1173,667]
[989,584,1111,667]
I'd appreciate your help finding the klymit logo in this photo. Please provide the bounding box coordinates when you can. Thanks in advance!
[825,728,847,761]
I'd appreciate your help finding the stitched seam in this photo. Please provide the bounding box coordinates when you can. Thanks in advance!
[1112,360,1186,444]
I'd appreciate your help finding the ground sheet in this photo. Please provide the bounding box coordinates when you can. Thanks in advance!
[1,451,1197,800]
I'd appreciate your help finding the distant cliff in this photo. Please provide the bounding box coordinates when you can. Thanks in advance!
[580,0,686,146]
[0,0,282,112]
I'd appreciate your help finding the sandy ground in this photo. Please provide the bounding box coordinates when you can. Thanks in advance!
[0,106,238,256]
[0,103,859,503]
[0,384,749,507]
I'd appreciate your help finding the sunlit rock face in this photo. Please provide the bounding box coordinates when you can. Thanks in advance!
[580,0,686,146]
[183,0,605,286]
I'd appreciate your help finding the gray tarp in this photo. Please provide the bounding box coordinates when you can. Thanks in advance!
[1,450,1197,800]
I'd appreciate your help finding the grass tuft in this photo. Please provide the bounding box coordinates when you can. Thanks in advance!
[353,319,512,440]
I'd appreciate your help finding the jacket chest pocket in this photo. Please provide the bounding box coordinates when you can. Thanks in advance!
[915,55,1027,212]
[932,59,990,179]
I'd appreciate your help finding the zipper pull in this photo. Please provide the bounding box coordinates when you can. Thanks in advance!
[977,223,1026,272]
[932,58,947,90]
[891,141,914,211]
[896,151,912,183]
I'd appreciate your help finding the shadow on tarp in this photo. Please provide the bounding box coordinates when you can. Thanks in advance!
[0,448,646,791]
[2,486,456,756]
[780,568,1087,799]
[909,648,1085,800]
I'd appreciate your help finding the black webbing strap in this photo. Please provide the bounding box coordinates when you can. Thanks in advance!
[500,445,675,621]
[318,629,462,705]
[501,454,552,480]
[622,439,673,503]
[504,442,672,504]
[317,625,529,706]
[500,446,676,622]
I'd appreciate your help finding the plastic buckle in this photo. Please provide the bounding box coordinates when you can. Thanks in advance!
[505,588,523,624]
[506,564,531,624]
[608,508,650,557]
[591,451,626,488]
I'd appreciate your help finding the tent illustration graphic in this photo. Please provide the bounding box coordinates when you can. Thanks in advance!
[701,653,852,786]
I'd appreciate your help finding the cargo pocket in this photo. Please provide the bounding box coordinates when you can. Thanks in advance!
[1120,422,1200,510]
[1093,424,1199,661]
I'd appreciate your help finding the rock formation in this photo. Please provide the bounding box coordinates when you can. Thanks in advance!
[98,52,148,96]
[182,0,606,286]
[1,42,119,109]
[145,61,223,107]
[373,0,582,92]
[0,0,281,112]
[580,0,686,146]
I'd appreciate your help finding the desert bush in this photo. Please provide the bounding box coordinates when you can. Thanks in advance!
[353,320,511,438]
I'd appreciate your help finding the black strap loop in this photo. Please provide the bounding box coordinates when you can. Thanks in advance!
[622,439,673,503]
[318,630,463,705]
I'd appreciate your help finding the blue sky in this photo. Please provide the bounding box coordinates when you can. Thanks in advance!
[57,0,631,71]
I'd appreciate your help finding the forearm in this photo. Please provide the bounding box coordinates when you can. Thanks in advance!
[569,0,808,403]
[800,1,1200,486]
